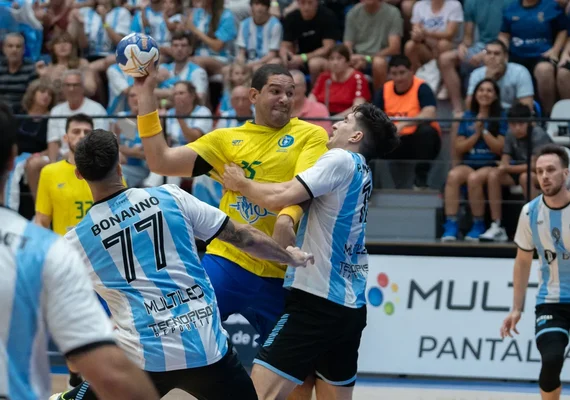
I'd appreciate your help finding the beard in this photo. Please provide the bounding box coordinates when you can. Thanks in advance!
[543,181,564,197]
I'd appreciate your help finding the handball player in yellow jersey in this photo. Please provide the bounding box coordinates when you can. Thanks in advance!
[135,64,329,344]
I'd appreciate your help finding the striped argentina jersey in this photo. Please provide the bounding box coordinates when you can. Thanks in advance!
[236,16,282,62]
[64,185,230,372]
[284,149,371,308]
[0,207,114,400]
[515,196,570,304]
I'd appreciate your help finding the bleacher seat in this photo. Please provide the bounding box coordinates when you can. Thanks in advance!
[546,99,570,146]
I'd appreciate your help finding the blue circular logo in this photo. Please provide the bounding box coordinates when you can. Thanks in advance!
[278,135,294,148]
[368,287,383,307]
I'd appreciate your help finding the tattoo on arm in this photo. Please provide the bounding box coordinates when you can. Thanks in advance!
[217,220,255,248]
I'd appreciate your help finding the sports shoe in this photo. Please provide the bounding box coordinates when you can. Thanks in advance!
[479,222,508,242]
[465,220,486,241]
[441,219,459,242]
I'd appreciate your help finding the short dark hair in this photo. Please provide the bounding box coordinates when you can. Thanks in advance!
[388,55,412,70]
[75,129,120,182]
[171,31,192,45]
[486,39,508,54]
[251,64,292,91]
[330,44,350,62]
[250,0,270,7]
[353,103,400,162]
[507,102,532,119]
[0,102,17,177]
[537,144,570,169]
[65,113,94,133]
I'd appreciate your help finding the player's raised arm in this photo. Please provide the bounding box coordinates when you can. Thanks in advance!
[134,63,199,177]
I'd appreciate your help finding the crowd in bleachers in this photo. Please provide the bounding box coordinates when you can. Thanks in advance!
[2,0,570,243]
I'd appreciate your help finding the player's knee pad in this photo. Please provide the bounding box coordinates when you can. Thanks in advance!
[537,333,568,392]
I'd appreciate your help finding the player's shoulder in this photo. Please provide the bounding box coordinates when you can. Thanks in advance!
[523,195,543,216]
[289,118,328,138]
[42,160,68,176]
[19,220,66,263]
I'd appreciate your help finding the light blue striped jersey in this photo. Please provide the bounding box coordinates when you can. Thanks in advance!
[236,16,282,62]
[284,149,371,308]
[131,8,181,46]
[0,207,114,400]
[159,61,208,96]
[64,185,230,371]
[193,8,237,58]
[81,6,132,56]
[514,196,570,305]
[106,64,134,115]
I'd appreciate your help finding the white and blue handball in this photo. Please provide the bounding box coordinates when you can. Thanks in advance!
[116,33,160,78]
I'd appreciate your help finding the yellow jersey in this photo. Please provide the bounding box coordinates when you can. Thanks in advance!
[36,160,94,236]
[188,117,329,279]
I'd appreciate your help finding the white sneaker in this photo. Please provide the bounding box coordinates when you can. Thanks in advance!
[479,222,508,242]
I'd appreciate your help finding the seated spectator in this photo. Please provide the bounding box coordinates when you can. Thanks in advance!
[19,80,56,208]
[218,61,252,114]
[499,0,568,116]
[39,0,74,55]
[187,0,237,76]
[106,62,134,114]
[236,0,282,71]
[165,81,213,147]
[0,33,38,114]
[290,69,332,134]
[439,0,512,114]
[310,44,371,119]
[388,0,417,37]
[216,85,254,129]
[113,88,149,187]
[466,40,535,112]
[556,9,570,100]
[343,0,403,90]
[156,32,209,102]
[481,102,553,242]
[405,0,463,79]
[280,0,339,83]
[441,78,507,242]
[131,0,182,51]
[46,69,108,163]
[374,55,441,189]
[35,31,98,100]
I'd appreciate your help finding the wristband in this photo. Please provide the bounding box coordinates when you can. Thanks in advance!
[103,23,110,29]
[365,55,372,63]
[271,1,279,6]
[278,205,304,225]
[300,53,308,62]
[137,110,163,138]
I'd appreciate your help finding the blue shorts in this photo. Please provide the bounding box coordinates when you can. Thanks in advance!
[202,254,288,344]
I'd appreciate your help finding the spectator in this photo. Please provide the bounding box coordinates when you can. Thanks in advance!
[225,0,252,21]
[46,69,108,163]
[106,62,134,114]
[481,102,552,242]
[343,0,402,90]
[556,9,570,100]
[466,40,535,112]
[131,0,181,52]
[441,78,507,242]
[499,0,568,116]
[0,33,38,114]
[218,61,252,114]
[19,80,56,207]
[405,0,463,73]
[157,32,209,102]
[439,0,512,114]
[113,88,149,187]
[165,81,213,147]
[216,85,254,129]
[374,55,441,189]
[280,0,339,83]
[35,31,98,100]
[236,0,282,71]
[187,0,237,76]
[310,44,371,118]
[39,0,74,54]
[290,69,332,134]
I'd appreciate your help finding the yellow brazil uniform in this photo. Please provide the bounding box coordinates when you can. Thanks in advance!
[35,160,95,236]
[188,118,328,279]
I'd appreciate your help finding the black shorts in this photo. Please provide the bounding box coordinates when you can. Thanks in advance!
[254,289,367,387]
[535,303,570,342]
[147,342,257,400]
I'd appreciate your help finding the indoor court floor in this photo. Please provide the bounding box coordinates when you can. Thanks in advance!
[50,374,570,399]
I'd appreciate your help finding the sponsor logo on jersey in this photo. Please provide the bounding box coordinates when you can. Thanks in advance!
[230,196,275,224]
[278,135,294,148]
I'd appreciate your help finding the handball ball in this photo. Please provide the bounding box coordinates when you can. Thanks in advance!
[116,33,160,78]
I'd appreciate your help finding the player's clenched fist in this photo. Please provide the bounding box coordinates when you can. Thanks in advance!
[286,246,314,268]
[223,163,247,191]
